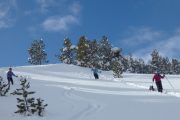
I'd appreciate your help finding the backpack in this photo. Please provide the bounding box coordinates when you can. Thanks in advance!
[149,85,155,91]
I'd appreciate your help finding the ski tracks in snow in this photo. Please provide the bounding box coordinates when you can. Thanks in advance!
[63,88,102,120]
[15,69,180,98]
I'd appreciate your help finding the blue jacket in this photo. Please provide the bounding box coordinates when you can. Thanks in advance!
[91,68,99,74]
[7,71,16,78]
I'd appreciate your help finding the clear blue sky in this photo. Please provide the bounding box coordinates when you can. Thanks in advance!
[0,0,180,67]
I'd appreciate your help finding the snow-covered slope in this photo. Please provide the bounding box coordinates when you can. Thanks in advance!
[0,63,180,120]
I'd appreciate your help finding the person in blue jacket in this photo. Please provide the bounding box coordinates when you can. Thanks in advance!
[91,67,100,79]
[7,67,18,88]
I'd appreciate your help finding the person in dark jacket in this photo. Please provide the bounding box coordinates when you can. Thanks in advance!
[7,67,18,88]
[152,72,165,92]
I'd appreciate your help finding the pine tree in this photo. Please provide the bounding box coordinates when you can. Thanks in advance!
[76,36,89,67]
[146,63,154,73]
[97,36,112,70]
[159,57,171,74]
[111,60,123,78]
[126,54,136,73]
[135,58,146,73]
[12,77,47,116]
[111,47,124,77]
[58,38,76,64]
[86,40,98,68]
[121,56,129,72]
[11,77,36,116]
[171,59,180,74]
[150,49,161,72]
[28,39,48,65]
[0,76,9,96]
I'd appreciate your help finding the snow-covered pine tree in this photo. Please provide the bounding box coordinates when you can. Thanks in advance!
[138,58,146,73]
[150,49,172,74]
[144,63,154,74]
[86,39,98,68]
[124,54,150,73]
[77,36,89,67]
[159,57,171,74]
[111,47,124,78]
[11,77,48,116]
[0,76,9,96]
[97,36,112,70]
[171,59,180,74]
[133,58,146,73]
[58,37,76,64]
[126,54,136,73]
[150,49,161,72]
[28,39,48,65]
[11,77,36,116]
[111,60,123,78]
[121,56,129,72]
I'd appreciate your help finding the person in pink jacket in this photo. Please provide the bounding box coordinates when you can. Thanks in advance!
[152,72,165,92]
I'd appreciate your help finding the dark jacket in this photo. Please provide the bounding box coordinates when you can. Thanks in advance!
[7,71,16,78]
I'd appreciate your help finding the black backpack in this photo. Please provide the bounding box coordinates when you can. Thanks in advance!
[149,85,155,91]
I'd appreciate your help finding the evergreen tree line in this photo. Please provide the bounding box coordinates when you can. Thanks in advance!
[28,36,180,75]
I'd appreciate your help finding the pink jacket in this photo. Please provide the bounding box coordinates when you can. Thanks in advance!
[153,74,165,82]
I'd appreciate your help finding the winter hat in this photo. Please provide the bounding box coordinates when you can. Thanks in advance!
[154,70,160,74]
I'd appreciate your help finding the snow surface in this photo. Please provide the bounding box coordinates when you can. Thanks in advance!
[0,63,180,120]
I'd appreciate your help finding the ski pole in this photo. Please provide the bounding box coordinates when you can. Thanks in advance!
[90,70,93,79]
[152,80,154,86]
[165,76,176,93]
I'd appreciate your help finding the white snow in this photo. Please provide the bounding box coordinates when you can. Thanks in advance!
[70,45,77,49]
[111,47,120,52]
[0,63,180,120]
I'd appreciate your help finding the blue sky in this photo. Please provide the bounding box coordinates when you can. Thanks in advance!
[0,0,180,67]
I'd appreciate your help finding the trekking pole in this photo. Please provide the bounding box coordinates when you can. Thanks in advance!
[165,76,176,93]
[90,70,93,79]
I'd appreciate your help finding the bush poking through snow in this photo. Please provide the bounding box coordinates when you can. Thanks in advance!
[0,76,9,96]
[11,77,47,116]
